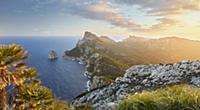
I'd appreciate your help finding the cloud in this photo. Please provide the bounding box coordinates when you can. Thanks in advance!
[113,0,200,32]
[141,18,181,32]
[61,0,141,30]
[114,0,200,16]
[30,0,200,33]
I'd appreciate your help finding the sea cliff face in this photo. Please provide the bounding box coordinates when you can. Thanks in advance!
[64,31,200,90]
[64,32,200,110]
[64,32,127,89]
[73,60,200,110]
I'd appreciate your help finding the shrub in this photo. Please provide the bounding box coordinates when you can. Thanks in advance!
[52,100,72,110]
[14,85,53,110]
[116,84,200,110]
[75,104,94,110]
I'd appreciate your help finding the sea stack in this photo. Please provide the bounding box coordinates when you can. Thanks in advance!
[48,50,58,60]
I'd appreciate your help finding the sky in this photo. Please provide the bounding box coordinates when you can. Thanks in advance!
[0,0,200,40]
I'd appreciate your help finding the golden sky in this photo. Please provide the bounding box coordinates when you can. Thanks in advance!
[0,0,199,40]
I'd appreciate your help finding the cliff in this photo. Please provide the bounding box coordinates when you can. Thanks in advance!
[64,32,128,89]
[64,32,200,90]
[73,60,200,110]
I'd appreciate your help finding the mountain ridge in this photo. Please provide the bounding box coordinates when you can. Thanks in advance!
[82,31,200,43]
[64,31,200,90]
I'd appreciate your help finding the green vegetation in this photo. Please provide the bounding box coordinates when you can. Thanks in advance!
[116,84,200,110]
[67,34,200,88]
[52,101,94,110]
[96,54,128,79]
[2,41,200,110]
[85,52,129,88]
[0,44,54,110]
[0,44,36,110]
[65,46,81,58]
[87,54,128,80]
[52,100,72,110]
[75,104,94,110]
[14,83,53,109]
[0,44,94,110]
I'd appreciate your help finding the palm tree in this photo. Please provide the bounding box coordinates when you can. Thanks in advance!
[0,44,31,110]
[14,82,53,110]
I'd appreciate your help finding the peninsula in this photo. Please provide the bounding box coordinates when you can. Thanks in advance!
[63,31,200,109]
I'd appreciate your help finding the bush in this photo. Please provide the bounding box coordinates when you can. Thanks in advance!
[75,104,94,110]
[52,100,72,110]
[52,101,94,110]
[116,84,200,110]
[14,85,54,110]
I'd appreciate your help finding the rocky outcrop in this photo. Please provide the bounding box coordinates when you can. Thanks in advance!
[64,32,127,90]
[73,60,200,110]
[64,31,200,91]
[48,50,58,60]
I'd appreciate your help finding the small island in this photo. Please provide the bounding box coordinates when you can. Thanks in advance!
[48,50,58,60]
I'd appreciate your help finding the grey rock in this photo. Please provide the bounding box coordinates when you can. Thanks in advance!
[73,60,200,110]
[191,77,200,87]
[48,50,58,60]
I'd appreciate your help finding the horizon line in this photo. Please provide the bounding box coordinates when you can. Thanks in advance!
[0,35,200,42]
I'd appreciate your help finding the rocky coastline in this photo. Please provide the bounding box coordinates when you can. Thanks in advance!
[63,54,93,91]
[64,31,200,92]
[63,32,113,91]
[63,32,200,110]
[64,32,127,90]
[73,60,200,110]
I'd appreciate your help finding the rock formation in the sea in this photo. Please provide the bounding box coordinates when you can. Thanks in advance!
[73,60,200,110]
[64,31,200,90]
[48,50,58,60]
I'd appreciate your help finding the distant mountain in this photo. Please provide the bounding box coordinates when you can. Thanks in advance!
[64,32,200,89]
[113,35,200,65]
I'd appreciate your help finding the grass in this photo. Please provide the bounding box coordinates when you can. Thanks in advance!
[116,84,200,110]
[75,104,94,110]
[52,100,94,110]
[52,100,72,110]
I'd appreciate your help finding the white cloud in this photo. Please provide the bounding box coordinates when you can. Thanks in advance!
[60,1,141,30]
[114,0,200,16]
[25,0,200,33]
[113,0,200,31]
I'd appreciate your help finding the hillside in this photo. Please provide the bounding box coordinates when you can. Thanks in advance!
[118,36,200,65]
[64,32,200,89]
[73,60,200,109]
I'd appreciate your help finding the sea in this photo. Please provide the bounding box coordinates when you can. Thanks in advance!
[0,37,87,101]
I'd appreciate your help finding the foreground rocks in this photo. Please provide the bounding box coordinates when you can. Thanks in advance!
[73,60,200,110]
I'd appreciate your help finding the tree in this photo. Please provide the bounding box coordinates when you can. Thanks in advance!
[13,81,53,110]
[0,44,33,110]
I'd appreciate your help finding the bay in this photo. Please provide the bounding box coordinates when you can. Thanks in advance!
[0,37,87,101]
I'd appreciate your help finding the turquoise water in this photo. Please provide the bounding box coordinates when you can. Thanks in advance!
[0,37,87,101]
